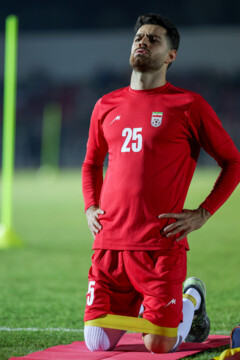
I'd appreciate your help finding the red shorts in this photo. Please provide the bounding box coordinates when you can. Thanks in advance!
[84,247,187,328]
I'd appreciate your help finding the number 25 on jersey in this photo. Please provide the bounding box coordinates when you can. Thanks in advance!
[121,128,142,153]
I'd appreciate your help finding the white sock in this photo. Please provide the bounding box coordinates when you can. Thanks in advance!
[185,288,201,311]
[171,288,201,352]
[84,325,125,351]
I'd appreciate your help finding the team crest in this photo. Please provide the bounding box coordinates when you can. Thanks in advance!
[151,112,163,127]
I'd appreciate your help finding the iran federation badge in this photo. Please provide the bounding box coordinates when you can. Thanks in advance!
[151,112,163,127]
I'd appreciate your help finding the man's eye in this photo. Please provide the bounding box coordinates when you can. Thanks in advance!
[134,37,141,42]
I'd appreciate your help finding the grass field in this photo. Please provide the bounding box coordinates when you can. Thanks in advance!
[0,168,239,360]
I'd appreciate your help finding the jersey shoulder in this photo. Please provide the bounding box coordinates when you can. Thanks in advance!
[168,84,207,106]
[167,83,204,102]
[94,87,128,123]
[100,87,128,106]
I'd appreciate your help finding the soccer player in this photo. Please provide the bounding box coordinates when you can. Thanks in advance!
[82,13,240,353]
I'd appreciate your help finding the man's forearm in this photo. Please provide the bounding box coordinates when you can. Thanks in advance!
[82,161,103,211]
[200,159,240,215]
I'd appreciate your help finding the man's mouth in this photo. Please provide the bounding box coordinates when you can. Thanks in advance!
[134,48,150,55]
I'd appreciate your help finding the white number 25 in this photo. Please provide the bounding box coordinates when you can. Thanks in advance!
[121,127,142,153]
[86,281,95,306]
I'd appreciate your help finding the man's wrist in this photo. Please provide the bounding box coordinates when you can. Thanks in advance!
[85,204,99,213]
[198,206,211,221]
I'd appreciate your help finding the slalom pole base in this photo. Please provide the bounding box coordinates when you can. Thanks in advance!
[0,223,23,249]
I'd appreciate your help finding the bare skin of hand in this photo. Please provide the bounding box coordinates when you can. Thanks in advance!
[158,206,211,241]
[85,205,105,238]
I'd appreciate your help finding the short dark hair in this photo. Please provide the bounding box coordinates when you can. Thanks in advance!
[134,13,180,51]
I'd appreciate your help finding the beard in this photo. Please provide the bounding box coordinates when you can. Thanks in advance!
[129,53,165,72]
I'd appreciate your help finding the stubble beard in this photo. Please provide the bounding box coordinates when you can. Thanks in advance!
[129,53,165,73]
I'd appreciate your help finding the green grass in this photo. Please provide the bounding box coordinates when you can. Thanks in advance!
[0,168,239,360]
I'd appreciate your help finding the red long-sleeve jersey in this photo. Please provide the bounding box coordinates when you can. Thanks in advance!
[82,82,240,250]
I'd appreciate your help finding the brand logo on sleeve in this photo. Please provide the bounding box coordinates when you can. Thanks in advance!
[151,112,163,127]
[110,115,121,125]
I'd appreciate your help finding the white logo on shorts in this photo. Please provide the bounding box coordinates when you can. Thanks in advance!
[164,298,176,307]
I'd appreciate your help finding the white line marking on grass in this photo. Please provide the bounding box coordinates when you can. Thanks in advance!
[0,327,84,333]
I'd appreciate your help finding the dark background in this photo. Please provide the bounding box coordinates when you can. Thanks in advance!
[1,0,240,31]
[0,1,239,167]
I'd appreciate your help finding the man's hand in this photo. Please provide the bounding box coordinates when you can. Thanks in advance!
[85,205,105,238]
[158,207,211,241]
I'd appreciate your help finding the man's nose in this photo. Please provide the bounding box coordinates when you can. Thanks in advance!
[139,35,148,47]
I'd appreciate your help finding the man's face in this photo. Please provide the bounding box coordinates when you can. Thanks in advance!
[130,24,173,72]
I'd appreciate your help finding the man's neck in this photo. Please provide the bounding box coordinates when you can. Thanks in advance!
[130,69,167,90]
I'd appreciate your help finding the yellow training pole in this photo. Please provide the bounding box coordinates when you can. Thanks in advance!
[0,15,23,248]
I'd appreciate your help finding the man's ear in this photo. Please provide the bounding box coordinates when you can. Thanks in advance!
[165,49,177,66]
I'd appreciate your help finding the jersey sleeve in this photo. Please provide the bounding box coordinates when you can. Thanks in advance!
[82,99,108,211]
[188,95,240,215]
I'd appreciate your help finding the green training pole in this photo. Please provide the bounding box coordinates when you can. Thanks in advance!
[40,103,62,172]
[0,15,22,248]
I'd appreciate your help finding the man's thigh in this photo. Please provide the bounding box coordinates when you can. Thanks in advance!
[124,246,187,329]
[84,249,142,322]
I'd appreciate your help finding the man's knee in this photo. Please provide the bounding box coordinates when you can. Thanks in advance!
[84,325,125,351]
[84,325,111,351]
[144,334,177,353]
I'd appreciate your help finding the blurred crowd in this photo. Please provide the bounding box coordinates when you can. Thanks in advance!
[0,67,239,168]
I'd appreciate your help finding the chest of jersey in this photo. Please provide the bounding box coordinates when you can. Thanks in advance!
[101,96,190,157]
